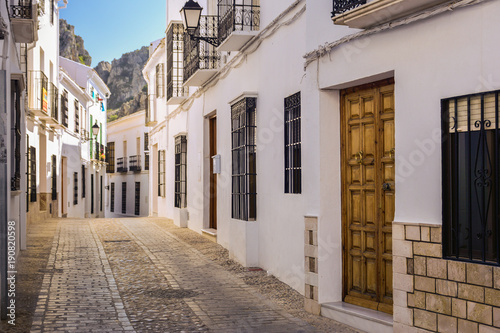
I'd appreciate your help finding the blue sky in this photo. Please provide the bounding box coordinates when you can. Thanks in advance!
[60,0,166,67]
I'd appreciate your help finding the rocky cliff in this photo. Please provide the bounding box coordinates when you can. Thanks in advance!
[94,47,149,121]
[59,19,92,66]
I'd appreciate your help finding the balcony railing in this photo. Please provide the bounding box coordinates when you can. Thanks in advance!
[117,157,128,173]
[145,94,158,126]
[10,0,37,43]
[28,70,48,115]
[183,16,220,85]
[332,0,367,16]
[167,22,189,104]
[218,0,260,46]
[129,155,142,172]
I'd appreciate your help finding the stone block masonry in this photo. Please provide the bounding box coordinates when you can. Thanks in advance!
[393,222,500,333]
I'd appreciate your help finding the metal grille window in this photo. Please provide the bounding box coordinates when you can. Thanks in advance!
[110,182,115,213]
[442,90,500,264]
[284,92,302,194]
[158,150,166,197]
[167,22,189,101]
[74,99,79,133]
[51,155,57,200]
[28,146,36,202]
[156,63,165,98]
[175,136,187,208]
[145,153,150,171]
[231,97,257,221]
[144,133,149,151]
[61,90,68,127]
[82,165,86,198]
[122,182,127,214]
[135,182,140,215]
[107,142,115,173]
[11,80,21,191]
[50,0,54,24]
[73,172,78,205]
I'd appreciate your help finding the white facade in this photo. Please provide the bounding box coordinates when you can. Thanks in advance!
[105,111,150,218]
[152,0,500,331]
[25,0,65,223]
[59,57,110,219]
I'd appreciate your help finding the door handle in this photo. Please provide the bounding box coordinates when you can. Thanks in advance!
[382,183,392,191]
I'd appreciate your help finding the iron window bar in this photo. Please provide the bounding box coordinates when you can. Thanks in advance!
[121,182,126,214]
[73,172,78,205]
[231,97,257,221]
[135,182,140,216]
[117,157,128,173]
[10,0,33,19]
[107,142,115,173]
[144,153,150,171]
[158,150,166,197]
[217,0,260,46]
[50,82,59,122]
[74,100,79,133]
[332,0,367,17]
[51,155,57,200]
[284,92,302,194]
[81,165,86,198]
[129,155,142,172]
[174,136,187,208]
[167,22,189,101]
[110,182,115,212]
[442,89,500,265]
[61,90,68,127]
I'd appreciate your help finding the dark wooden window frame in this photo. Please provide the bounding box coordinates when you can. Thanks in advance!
[284,92,302,194]
[174,135,187,208]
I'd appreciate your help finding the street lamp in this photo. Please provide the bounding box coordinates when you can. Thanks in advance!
[92,121,100,137]
[180,0,219,46]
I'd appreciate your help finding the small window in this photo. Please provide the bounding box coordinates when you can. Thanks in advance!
[61,90,69,127]
[158,150,166,197]
[122,182,127,214]
[135,182,140,215]
[107,142,115,173]
[284,92,302,194]
[73,172,78,205]
[145,152,150,171]
[74,100,80,133]
[442,90,500,264]
[28,146,37,202]
[231,97,257,221]
[82,165,86,198]
[110,182,115,213]
[156,64,165,98]
[144,133,149,151]
[174,136,187,208]
[51,155,57,200]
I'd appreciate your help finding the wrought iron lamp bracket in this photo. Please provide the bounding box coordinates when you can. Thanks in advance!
[189,34,219,47]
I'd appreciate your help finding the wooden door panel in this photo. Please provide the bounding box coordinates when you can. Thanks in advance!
[342,81,394,314]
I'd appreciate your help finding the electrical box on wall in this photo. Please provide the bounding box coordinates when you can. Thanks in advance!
[212,154,221,174]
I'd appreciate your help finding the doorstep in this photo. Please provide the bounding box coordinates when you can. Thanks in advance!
[321,302,393,333]
[201,228,217,243]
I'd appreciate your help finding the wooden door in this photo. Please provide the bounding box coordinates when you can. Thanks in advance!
[209,116,217,229]
[341,79,395,314]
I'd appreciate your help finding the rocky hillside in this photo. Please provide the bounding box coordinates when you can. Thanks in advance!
[94,47,149,121]
[60,19,149,121]
[59,19,92,66]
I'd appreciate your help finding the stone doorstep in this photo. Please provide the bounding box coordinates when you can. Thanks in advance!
[321,302,393,333]
[201,228,217,243]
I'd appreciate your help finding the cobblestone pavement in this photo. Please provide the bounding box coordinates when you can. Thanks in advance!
[5,218,359,333]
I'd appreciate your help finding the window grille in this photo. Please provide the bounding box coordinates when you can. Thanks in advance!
[122,182,127,214]
[61,90,68,127]
[158,150,166,197]
[167,22,189,101]
[156,63,165,98]
[175,136,187,208]
[442,90,500,264]
[284,92,302,194]
[73,172,78,205]
[82,165,86,198]
[75,99,79,133]
[144,133,149,151]
[110,182,115,213]
[135,182,140,215]
[231,97,257,221]
[51,155,57,200]
[107,142,115,173]
[11,80,21,191]
[28,146,36,202]
[145,153,150,171]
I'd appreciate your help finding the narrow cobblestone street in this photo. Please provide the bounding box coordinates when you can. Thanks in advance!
[2,218,359,333]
